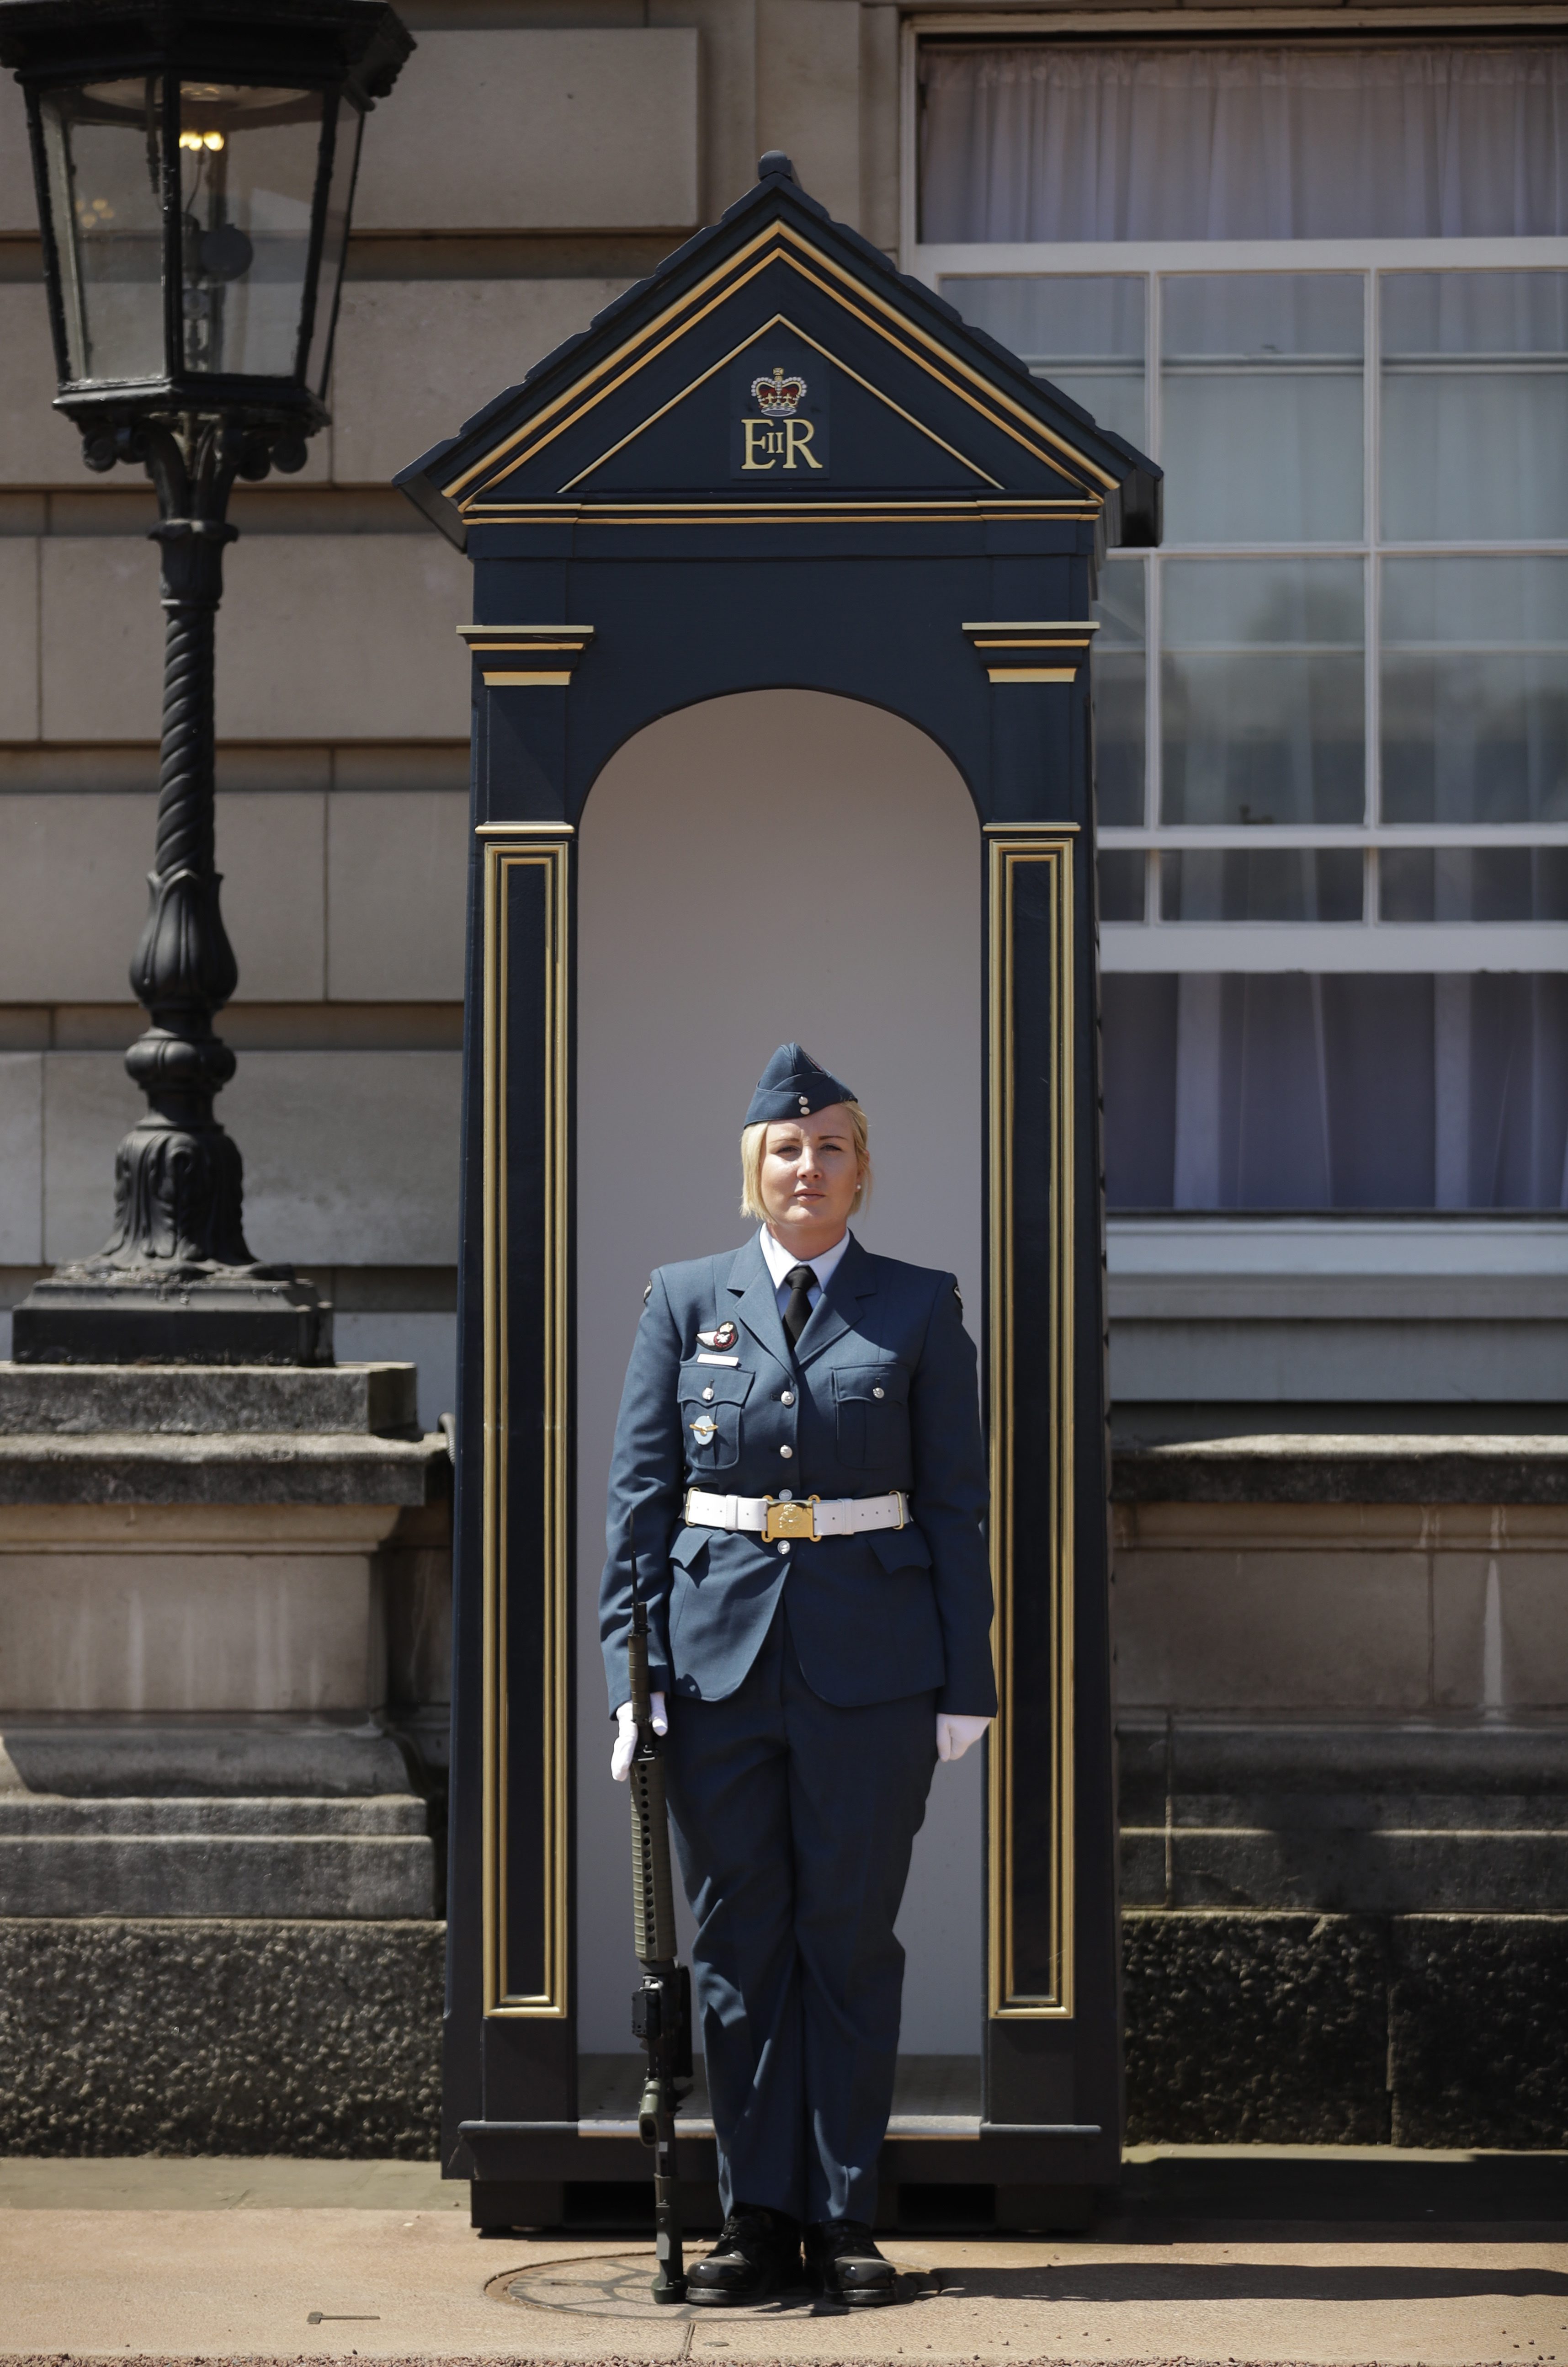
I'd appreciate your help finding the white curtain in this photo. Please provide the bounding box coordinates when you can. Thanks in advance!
[920,45,1568,243]
[1102,972,1568,1209]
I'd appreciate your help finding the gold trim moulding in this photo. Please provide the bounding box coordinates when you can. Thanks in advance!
[462,500,1103,527]
[460,623,594,685]
[441,219,1119,504]
[480,834,572,2019]
[558,307,1005,496]
[965,619,1100,685]
[475,821,577,837]
[458,624,597,643]
[986,830,1076,2021]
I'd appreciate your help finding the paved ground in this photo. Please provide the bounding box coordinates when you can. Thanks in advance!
[0,2151,1564,2367]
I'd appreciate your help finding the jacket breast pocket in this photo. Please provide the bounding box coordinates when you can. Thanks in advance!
[833,1361,909,1469]
[678,1359,753,1474]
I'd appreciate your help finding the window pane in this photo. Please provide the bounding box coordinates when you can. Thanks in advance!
[1161,848,1363,920]
[1382,556,1568,823]
[1162,275,1363,544]
[1381,272,1568,542]
[937,274,1146,447]
[1098,850,1146,920]
[41,77,166,383]
[1101,972,1568,1209]
[178,82,323,378]
[919,45,1568,243]
[1161,558,1365,823]
[1094,558,1146,825]
[1101,974,1176,1207]
[1380,846,1568,920]
[306,96,363,397]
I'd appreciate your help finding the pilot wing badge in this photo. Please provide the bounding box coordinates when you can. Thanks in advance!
[697,1322,738,1352]
[731,342,829,480]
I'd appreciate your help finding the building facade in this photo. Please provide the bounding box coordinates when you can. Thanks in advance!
[0,0,1564,2158]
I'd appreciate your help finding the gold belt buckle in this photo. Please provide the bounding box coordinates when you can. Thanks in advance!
[762,1496,819,1543]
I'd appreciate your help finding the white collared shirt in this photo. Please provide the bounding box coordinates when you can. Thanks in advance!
[759,1224,851,1322]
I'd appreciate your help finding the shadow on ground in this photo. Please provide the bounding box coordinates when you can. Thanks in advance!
[933,2263,1568,2305]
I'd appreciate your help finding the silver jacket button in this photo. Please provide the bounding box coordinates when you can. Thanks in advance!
[872,1386,885,1399]
[778,1488,793,1501]
[702,1385,715,1401]
[780,1389,794,1406]
[779,1444,793,1459]
[778,1539,791,1555]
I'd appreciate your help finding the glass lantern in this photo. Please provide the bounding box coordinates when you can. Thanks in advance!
[37,69,363,397]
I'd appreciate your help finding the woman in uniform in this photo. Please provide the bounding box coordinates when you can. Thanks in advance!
[599,1043,994,2307]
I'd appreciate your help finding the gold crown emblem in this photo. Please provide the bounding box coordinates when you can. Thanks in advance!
[752,365,807,416]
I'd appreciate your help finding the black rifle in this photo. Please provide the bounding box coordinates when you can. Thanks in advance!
[627,1515,691,2303]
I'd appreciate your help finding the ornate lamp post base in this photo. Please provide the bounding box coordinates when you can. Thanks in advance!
[12,1266,331,1367]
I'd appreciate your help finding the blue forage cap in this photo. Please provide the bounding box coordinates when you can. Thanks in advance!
[744,1043,856,1127]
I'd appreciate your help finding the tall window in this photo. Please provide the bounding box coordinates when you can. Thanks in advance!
[916,40,1568,1210]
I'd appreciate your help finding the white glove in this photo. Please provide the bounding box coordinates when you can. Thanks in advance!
[936,1712,991,1764]
[611,1693,667,1781]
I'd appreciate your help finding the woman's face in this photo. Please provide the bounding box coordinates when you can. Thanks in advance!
[758,1106,864,1251]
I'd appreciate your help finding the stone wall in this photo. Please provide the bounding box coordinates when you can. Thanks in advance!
[1125,1913,1568,2148]
[0,1919,444,2156]
[3,1911,1562,2159]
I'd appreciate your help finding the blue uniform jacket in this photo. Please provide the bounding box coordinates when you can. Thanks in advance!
[599,1231,997,1718]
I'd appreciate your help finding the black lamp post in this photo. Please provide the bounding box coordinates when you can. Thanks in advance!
[1,0,410,1365]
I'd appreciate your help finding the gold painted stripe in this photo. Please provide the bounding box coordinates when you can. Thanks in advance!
[987,667,1079,683]
[443,220,1115,503]
[459,242,800,497]
[484,500,1094,518]
[555,308,1003,496]
[468,503,1101,526]
[482,834,573,2016]
[975,639,1092,651]
[769,245,1099,493]
[442,219,793,496]
[986,833,1076,2021]
[458,624,594,643]
[476,821,579,836]
[773,224,1119,491]
[473,642,585,655]
[482,670,575,687]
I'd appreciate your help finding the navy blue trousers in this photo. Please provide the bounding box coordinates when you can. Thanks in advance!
[663,1605,937,2225]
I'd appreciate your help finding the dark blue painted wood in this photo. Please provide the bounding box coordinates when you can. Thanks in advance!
[404,154,1160,2216]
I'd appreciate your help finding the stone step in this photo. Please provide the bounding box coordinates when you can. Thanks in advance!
[0,1720,419,1797]
[0,1363,420,1439]
[1122,1823,1568,1913]
[0,1832,436,1918]
[0,1429,446,1506]
[1117,1719,1568,1825]
[0,1795,427,1835]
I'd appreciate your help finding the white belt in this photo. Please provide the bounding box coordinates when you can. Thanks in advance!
[684,1488,907,1546]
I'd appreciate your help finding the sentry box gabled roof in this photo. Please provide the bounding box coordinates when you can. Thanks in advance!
[396,154,1160,554]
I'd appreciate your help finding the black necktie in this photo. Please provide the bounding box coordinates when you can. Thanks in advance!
[782,1264,816,1346]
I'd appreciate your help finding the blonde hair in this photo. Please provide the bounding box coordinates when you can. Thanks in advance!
[741,1102,872,1221]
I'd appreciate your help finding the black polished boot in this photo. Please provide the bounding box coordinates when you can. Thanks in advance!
[686,2204,802,2306]
[804,2218,898,2306]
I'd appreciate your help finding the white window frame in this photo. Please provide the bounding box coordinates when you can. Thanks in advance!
[901,19,1568,981]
